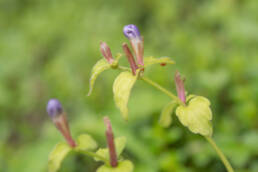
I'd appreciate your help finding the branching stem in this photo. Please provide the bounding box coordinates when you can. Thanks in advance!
[114,64,234,172]
[140,76,185,106]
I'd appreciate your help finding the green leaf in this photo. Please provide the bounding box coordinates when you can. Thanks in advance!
[48,142,71,172]
[96,160,134,172]
[95,137,127,162]
[159,101,177,128]
[114,136,126,157]
[176,96,213,136]
[186,94,196,102]
[75,134,98,151]
[144,57,175,67]
[87,58,111,96]
[113,71,137,120]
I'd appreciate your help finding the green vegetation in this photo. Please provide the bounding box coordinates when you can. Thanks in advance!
[0,0,257,171]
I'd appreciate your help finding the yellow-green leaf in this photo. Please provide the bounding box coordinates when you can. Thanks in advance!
[144,57,175,67]
[159,101,177,128]
[97,160,134,172]
[95,137,126,162]
[114,136,126,157]
[113,71,137,120]
[75,134,98,151]
[176,96,213,136]
[186,94,196,102]
[88,58,111,96]
[48,142,71,172]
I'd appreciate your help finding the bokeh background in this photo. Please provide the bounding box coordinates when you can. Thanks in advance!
[0,0,258,171]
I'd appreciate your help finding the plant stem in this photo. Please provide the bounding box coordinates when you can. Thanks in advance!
[116,65,234,171]
[80,150,110,166]
[140,76,185,106]
[117,66,131,71]
[205,136,234,172]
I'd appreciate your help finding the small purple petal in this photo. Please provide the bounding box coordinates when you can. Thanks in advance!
[123,24,141,40]
[47,99,63,118]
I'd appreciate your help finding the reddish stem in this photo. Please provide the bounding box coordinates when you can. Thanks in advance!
[103,117,118,167]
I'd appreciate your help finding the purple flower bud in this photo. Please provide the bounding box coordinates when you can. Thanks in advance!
[47,99,63,118]
[103,116,118,167]
[123,24,144,66]
[46,99,76,147]
[100,41,114,64]
[174,71,186,104]
[122,43,138,75]
[123,24,141,40]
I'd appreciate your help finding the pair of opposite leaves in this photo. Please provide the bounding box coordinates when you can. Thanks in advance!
[88,55,213,137]
[49,134,133,172]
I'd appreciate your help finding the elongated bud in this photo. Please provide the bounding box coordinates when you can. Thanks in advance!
[122,43,138,75]
[100,41,114,64]
[174,71,186,104]
[47,99,76,147]
[103,116,117,167]
[123,24,144,66]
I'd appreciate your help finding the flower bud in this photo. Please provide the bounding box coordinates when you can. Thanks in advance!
[122,43,138,75]
[47,99,63,118]
[123,24,141,40]
[47,99,76,147]
[174,71,186,104]
[123,24,144,66]
[103,116,117,167]
[100,41,114,64]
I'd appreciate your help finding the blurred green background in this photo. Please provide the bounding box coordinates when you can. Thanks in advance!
[0,0,258,171]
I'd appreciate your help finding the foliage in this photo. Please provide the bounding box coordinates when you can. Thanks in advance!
[0,0,258,171]
[176,96,213,137]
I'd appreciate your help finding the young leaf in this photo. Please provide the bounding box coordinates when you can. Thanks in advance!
[88,58,111,96]
[113,71,137,120]
[175,96,213,136]
[94,137,127,162]
[144,57,175,67]
[159,101,177,128]
[48,142,71,172]
[96,160,134,172]
[75,134,98,151]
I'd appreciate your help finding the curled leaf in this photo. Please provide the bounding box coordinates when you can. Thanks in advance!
[48,143,71,172]
[95,137,127,162]
[144,57,175,67]
[75,134,98,151]
[159,101,177,128]
[113,71,137,120]
[176,96,213,136]
[88,59,111,96]
[97,160,134,172]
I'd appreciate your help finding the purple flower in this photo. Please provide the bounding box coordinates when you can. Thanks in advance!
[174,71,186,104]
[47,99,63,118]
[46,99,76,147]
[100,41,114,64]
[123,24,144,66]
[123,24,141,40]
